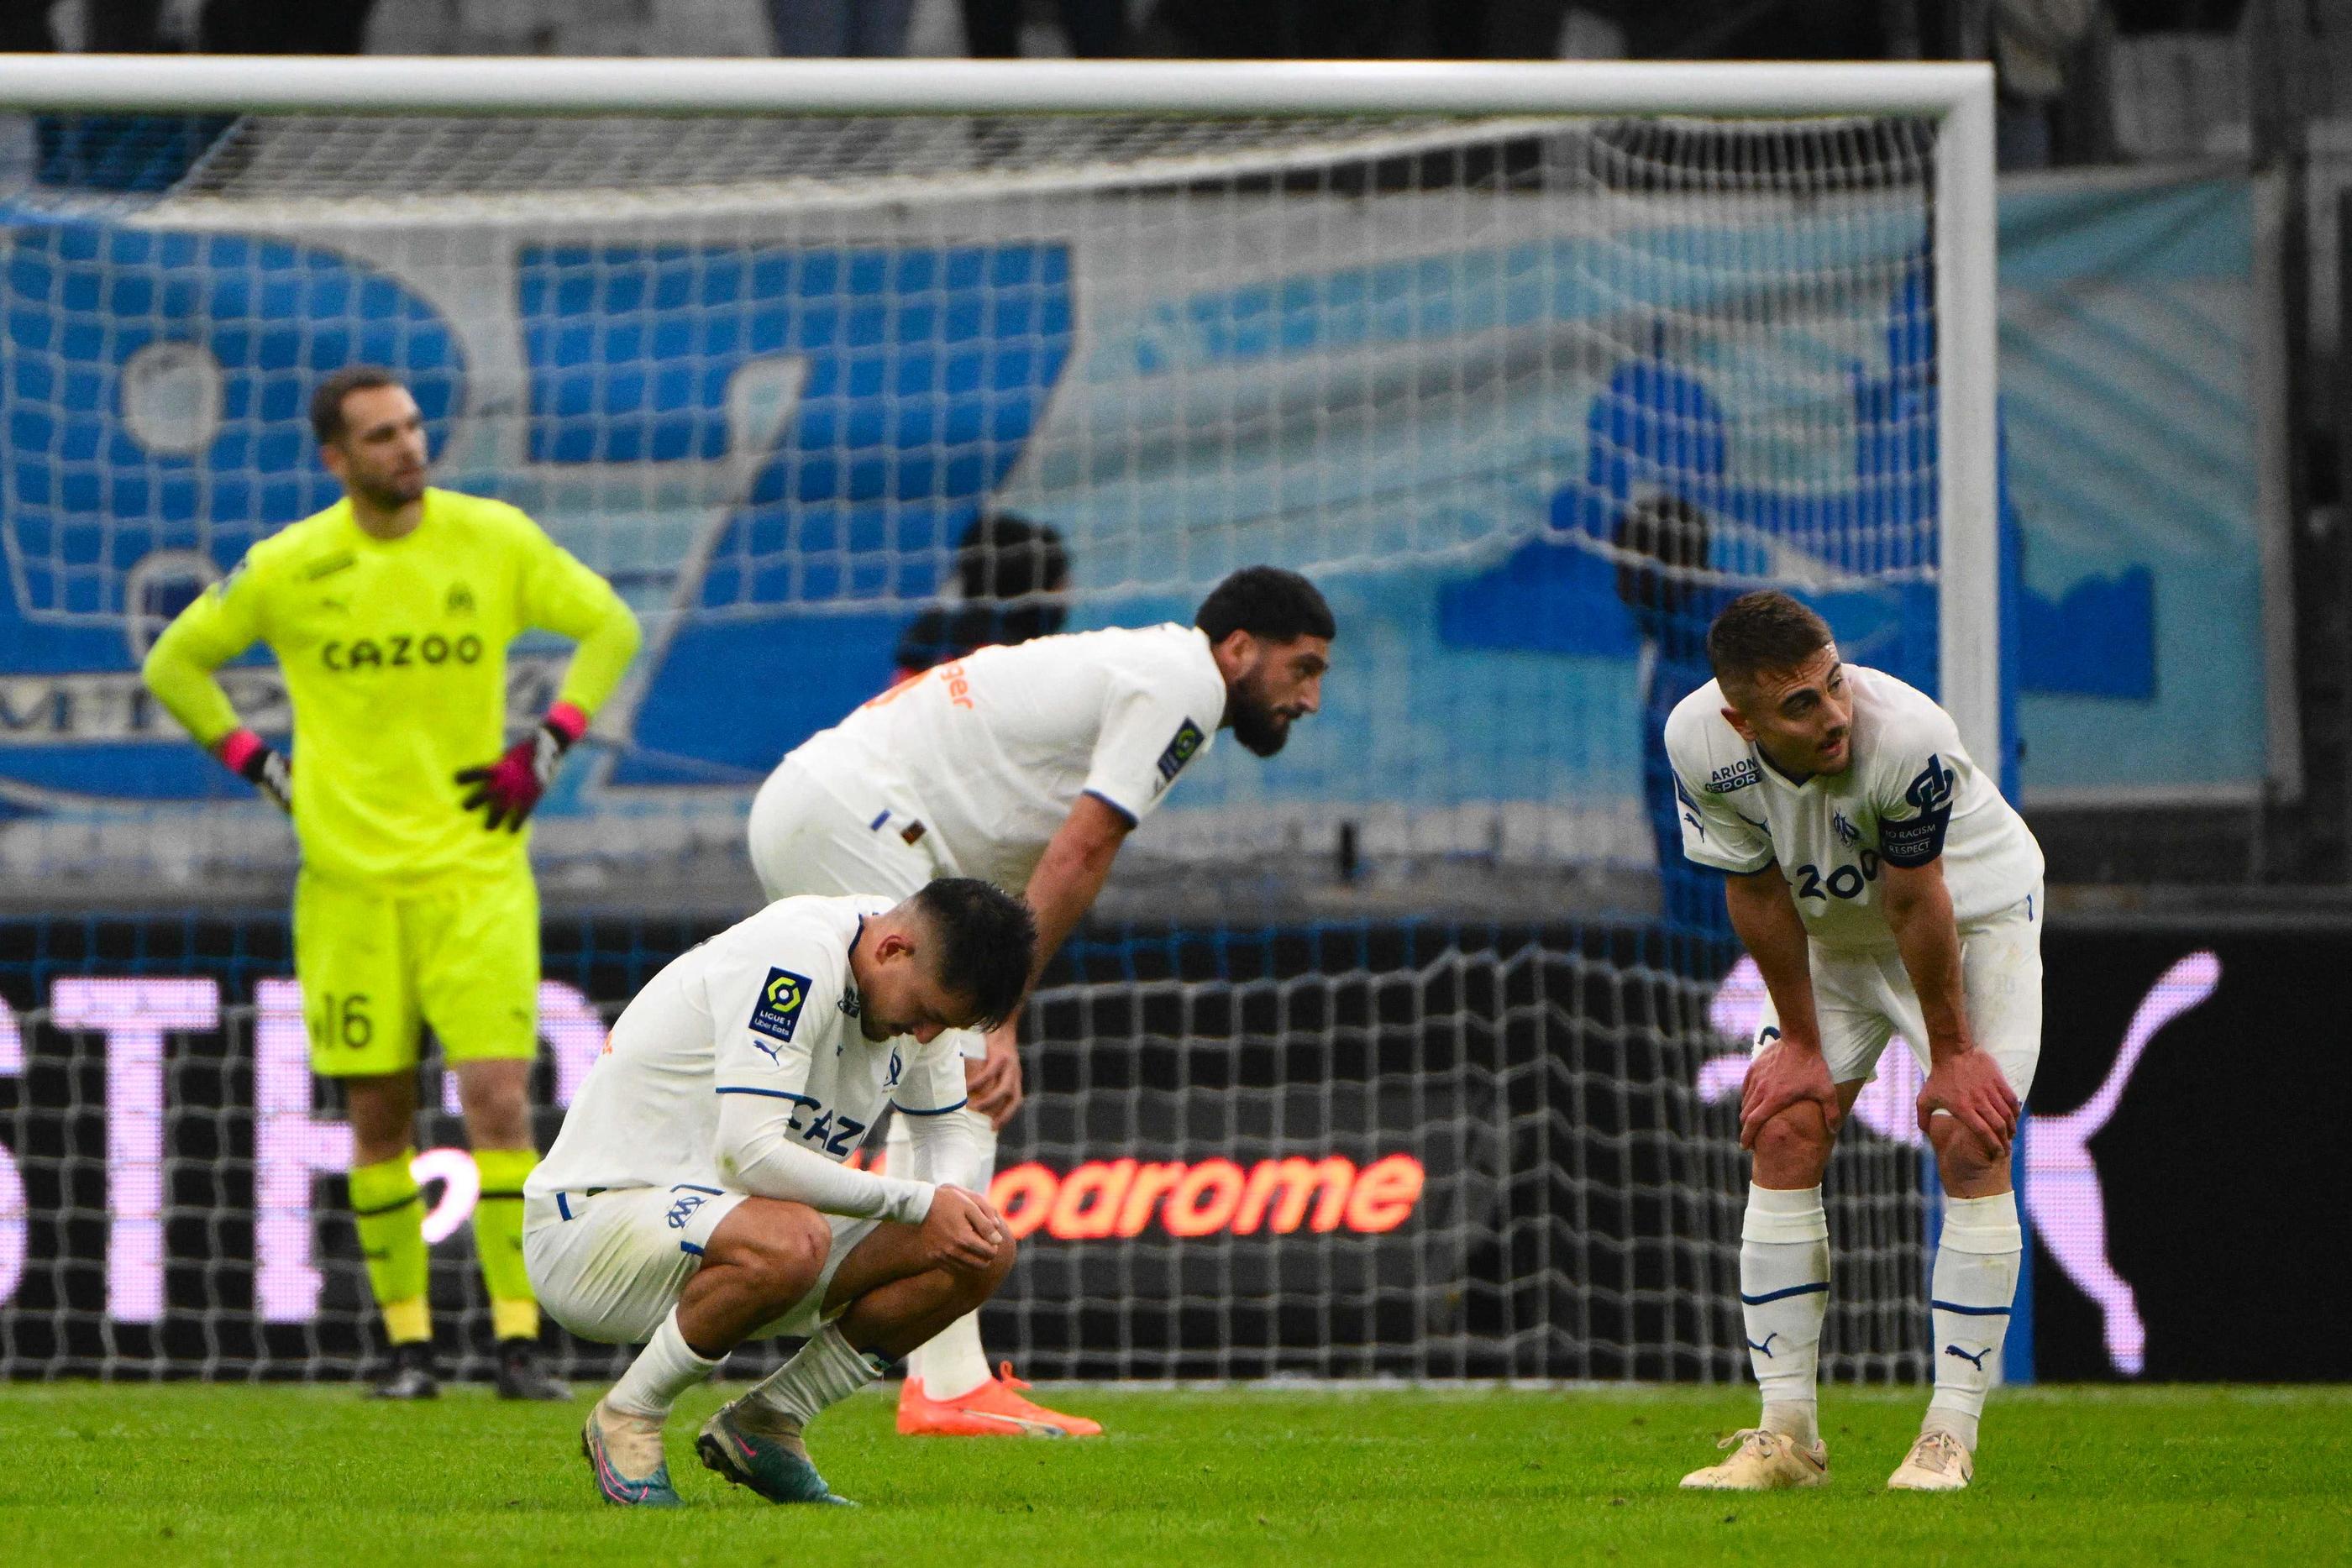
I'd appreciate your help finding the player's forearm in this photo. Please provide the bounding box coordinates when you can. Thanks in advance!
[139,627,243,750]
[905,1105,986,1185]
[1022,821,1122,990]
[716,1098,932,1224]
[551,591,642,720]
[1725,868,1824,1050]
[1884,876,1974,1062]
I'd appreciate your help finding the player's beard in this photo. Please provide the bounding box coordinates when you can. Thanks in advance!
[357,464,427,511]
[1227,679,1294,758]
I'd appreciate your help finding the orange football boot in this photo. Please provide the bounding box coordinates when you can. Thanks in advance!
[895,1363,1105,1438]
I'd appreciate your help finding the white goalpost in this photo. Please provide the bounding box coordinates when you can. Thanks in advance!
[0,56,1997,1383]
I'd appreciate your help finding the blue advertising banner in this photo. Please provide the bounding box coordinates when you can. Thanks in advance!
[0,162,2280,884]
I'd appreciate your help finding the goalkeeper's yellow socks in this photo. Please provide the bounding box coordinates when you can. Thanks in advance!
[349,1151,430,1345]
[471,1146,540,1342]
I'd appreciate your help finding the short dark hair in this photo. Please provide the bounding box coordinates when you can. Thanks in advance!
[911,877,1037,1031]
[310,364,402,446]
[1194,566,1335,647]
[957,512,1068,603]
[1706,590,1835,692]
[1611,494,1711,615]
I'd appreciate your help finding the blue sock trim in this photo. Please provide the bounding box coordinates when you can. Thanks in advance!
[1739,1281,1830,1306]
[1929,1300,2013,1316]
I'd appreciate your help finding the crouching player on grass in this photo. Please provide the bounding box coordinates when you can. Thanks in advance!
[524,878,1036,1507]
[1669,592,2044,1493]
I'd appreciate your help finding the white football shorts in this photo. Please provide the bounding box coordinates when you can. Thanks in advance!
[747,755,987,1063]
[523,1184,879,1345]
[1750,882,2042,1099]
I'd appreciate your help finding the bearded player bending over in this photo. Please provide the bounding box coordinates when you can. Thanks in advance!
[524,878,1035,1507]
[748,564,1333,1437]
[1669,592,2044,1493]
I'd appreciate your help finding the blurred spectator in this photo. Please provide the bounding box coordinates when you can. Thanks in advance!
[895,512,1070,679]
[200,0,377,54]
[770,0,916,55]
[1423,0,1575,57]
[962,0,1127,56]
[1991,0,2103,169]
[1136,0,1401,56]
[3,1,55,52]
[1609,494,1737,944]
[2112,0,2244,27]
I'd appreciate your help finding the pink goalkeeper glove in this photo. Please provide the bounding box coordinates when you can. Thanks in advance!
[454,701,586,832]
[216,728,291,815]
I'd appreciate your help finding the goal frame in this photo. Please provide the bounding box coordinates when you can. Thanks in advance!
[0,53,2002,765]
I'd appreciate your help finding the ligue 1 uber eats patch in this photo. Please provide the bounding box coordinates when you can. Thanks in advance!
[748,967,812,1050]
[1158,718,1205,784]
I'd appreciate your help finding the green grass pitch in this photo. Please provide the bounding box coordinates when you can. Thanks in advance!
[5,1383,2345,1565]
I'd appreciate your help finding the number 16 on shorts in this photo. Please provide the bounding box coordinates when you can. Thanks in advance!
[307,991,375,1053]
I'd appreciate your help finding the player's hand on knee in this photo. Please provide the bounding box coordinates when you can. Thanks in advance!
[1917,1048,2019,1159]
[965,1031,1023,1129]
[1738,1035,1841,1151]
[921,1184,1010,1274]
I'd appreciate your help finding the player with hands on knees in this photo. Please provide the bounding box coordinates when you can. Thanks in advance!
[1667,590,2041,1495]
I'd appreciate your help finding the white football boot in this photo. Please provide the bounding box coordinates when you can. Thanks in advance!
[1679,1427,1830,1490]
[1886,1429,1974,1492]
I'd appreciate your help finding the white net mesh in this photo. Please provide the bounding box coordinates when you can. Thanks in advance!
[0,101,1961,1382]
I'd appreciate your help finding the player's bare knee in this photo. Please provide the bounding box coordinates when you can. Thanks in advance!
[1752,1104,1833,1172]
[1928,1114,2010,1194]
[454,1064,532,1147]
[713,1206,831,1297]
[765,1208,833,1287]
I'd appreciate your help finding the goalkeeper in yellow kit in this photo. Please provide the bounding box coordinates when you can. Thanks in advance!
[142,366,642,1400]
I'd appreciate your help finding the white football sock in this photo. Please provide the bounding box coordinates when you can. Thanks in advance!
[1741,1183,1830,1447]
[891,1104,998,1402]
[746,1324,885,1428]
[1925,1190,2022,1452]
[606,1309,722,1420]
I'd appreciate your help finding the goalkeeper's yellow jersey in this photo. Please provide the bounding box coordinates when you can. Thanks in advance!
[142,488,641,890]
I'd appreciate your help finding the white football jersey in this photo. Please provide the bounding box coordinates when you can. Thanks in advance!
[781,623,1227,892]
[528,894,969,1198]
[1664,664,2043,949]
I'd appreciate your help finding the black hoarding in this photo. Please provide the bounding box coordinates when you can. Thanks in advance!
[2032,922,2352,1382]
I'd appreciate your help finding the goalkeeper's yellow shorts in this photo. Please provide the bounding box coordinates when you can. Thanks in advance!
[294,864,541,1078]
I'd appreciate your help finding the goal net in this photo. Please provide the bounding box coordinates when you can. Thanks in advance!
[0,60,1998,1383]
